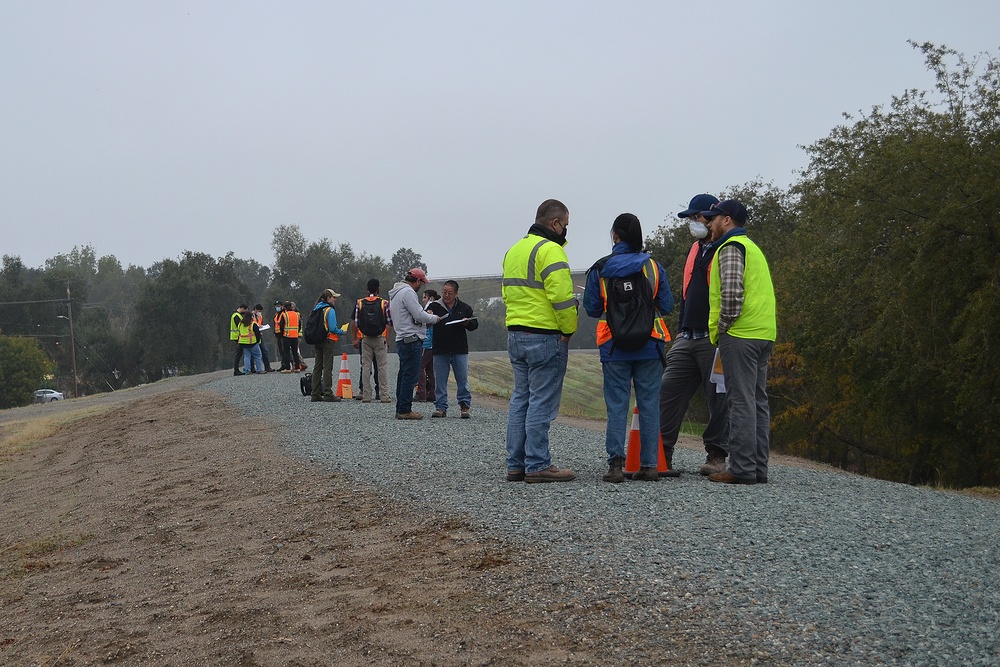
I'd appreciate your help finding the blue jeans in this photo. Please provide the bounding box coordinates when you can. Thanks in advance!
[603,359,661,467]
[395,339,423,414]
[505,331,568,474]
[241,343,263,373]
[433,353,471,412]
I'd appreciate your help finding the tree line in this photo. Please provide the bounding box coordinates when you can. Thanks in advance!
[645,42,1000,488]
[1,42,996,487]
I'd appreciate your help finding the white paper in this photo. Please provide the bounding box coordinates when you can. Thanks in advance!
[710,348,726,393]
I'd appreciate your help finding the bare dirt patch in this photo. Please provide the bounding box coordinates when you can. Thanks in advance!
[1,389,622,666]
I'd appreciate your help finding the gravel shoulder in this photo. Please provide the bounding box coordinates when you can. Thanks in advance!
[3,357,998,666]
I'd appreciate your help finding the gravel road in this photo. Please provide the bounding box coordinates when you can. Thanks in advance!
[208,353,1000,667]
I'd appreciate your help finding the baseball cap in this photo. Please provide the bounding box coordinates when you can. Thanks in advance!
[701,199,748,226]
[678,194,719,218]
[407,268,429,283]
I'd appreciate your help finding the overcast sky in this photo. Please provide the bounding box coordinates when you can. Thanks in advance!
[2,1,997,280]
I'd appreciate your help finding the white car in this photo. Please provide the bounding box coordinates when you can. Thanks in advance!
[34,389,65,403]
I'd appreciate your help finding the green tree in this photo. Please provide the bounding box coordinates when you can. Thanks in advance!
[389,248,426,281]
[0,333,54,408]
[125,252,253,383]
[777,42,1000,486]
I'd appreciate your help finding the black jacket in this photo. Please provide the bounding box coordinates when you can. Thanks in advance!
[427,298,478,354]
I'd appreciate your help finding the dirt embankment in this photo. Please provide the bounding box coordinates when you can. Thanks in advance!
[0,386,641,666]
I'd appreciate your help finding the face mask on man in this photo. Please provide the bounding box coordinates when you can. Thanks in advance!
[688,220,709,239]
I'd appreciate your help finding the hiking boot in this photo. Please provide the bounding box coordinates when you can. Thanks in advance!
[699,455,726,476]
[602,455,625,483]
[506,469,525,482]
[708,471,756,485]
[460,403,471,419]
[431,409,447,418]
[524,466,576,484]
[323,395,341,402]
[395,412,424,420]
[632,466,660,482]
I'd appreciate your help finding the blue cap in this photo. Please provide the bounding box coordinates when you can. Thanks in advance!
[678,194,719,218]
[701,199,748,226]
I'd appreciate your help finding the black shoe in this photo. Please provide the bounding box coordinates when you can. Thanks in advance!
[632,467,660,482]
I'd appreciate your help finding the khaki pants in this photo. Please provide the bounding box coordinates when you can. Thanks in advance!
[360,335,390,400]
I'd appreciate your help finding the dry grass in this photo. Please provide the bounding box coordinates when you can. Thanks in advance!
[469,352,606,419]
[0,405,114,462]
[0,534,91,580]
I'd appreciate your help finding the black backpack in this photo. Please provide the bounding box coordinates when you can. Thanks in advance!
[303,307,329,345]
[592,256,657,352]
[357,298,387,337]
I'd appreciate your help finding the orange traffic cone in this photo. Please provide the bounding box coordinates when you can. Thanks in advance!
[622,406,675,478]
[335,353,354,399]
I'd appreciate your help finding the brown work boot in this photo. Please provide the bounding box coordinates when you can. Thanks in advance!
[431,409,447,418]
[524,465,576,484]
[602,455,625,483]
[460,403,471,419]
[708,471,756,485]
[395,412,424,420]
[632,466,660,482]
[506,469,525,482]
[699,455,726,476]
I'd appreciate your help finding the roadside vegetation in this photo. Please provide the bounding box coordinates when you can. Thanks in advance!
[2,42,997,489]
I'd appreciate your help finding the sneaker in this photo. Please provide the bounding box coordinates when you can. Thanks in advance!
[460,403,470,419]
[506,469,526,482]
[524,466,576,484]
[632,466,660,482]
[395,412,424,420]
[431,409,447,418]
[699,455,726,476]
[279,369,292,374]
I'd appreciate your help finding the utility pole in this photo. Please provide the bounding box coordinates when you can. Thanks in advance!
[65,281,78,398]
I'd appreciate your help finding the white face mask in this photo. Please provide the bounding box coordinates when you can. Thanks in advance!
[688,220,709,239]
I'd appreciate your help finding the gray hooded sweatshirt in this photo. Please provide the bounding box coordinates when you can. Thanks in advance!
[387,281,438,341]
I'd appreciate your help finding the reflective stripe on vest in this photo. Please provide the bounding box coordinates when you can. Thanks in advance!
[501,234,578,334]
[237,322,256,345]
[282,311,300,338]
[230,311,241,341]
[594,258,671,347]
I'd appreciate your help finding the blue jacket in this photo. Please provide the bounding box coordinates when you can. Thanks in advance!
[584,242,674,362]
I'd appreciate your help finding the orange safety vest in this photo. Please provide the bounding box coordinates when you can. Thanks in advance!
[594,257,671,347]
[281,310,300,338]
[318,306,339,342]
[355,296,389,338]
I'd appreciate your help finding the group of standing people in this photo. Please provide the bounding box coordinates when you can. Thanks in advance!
[501,196,776,486]
[386,270,479,420]
[272,273,480,419]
